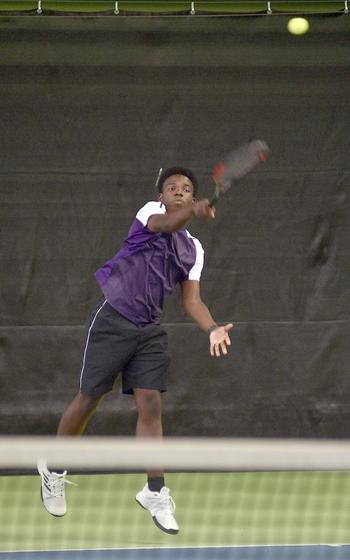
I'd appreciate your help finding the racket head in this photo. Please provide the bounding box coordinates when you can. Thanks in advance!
[213,140,269,194]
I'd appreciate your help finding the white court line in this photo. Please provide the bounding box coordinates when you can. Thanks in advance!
[1,543,349,554]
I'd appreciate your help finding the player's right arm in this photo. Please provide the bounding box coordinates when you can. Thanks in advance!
[147,200,215,233]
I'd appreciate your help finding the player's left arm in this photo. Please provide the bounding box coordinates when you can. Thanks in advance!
[181,279,233,357]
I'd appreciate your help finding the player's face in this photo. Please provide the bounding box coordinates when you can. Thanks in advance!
[159,174,195,211]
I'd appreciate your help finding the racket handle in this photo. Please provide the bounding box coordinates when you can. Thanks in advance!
[209,192,220,208]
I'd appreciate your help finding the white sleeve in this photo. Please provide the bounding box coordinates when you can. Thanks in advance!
[136,201,166,227]
[187,236,204,281]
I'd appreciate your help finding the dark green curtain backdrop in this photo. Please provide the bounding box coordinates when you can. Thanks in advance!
[0,15,349,436]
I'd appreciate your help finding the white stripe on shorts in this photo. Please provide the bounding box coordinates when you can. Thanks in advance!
[79,299,108,390]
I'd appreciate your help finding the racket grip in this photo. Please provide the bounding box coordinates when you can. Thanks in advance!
[209,193,220,208]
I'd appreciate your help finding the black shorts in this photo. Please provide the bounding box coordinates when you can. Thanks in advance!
[79,299,170,397]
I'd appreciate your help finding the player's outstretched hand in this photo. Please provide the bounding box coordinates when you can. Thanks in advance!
[193,199,216,220]
[209,323,233,357]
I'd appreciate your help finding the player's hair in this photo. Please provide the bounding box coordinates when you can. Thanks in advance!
[157,167,198,197]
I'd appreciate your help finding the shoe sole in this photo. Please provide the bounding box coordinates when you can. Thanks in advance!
[40,487,66,518]
[135,498,179,535]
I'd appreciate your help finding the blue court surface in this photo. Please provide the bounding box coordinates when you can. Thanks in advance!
[1,546,350,560]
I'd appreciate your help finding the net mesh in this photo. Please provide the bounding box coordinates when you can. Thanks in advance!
[1,437,350,559]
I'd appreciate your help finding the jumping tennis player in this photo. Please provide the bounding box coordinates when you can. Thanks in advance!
[38,167,233,534]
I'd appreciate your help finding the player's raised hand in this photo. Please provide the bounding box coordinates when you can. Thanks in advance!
[209,323,233,357]
[193,199,216,220]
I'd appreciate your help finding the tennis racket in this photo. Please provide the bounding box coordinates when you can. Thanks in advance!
[209,140,269,207]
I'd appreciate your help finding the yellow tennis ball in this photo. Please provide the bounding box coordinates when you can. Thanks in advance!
[287,17,309,35]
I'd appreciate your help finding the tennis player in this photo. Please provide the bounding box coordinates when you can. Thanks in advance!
[38,167,233,534]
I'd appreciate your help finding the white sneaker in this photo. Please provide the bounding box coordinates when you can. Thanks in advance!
[37,459,75,517]
[135,483,179,535]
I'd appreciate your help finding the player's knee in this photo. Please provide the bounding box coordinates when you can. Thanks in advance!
[76,391,101,413]
[136,390,161,422]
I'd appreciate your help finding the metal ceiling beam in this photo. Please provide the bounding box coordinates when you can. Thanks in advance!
[0,1,347,16]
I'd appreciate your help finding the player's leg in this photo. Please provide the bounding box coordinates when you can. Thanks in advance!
[38,299,138,517]
[127,321,179,537]
[133,388,178,535]
[57,391,102,435]
[134,387,163,438]
[134,387,164,479]
[38,392,102,516]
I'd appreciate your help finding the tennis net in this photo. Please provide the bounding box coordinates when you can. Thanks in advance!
[1,436,350,560]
